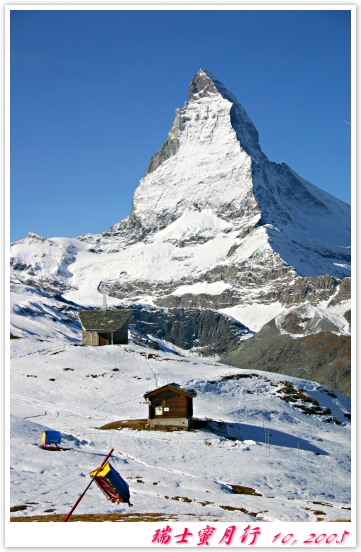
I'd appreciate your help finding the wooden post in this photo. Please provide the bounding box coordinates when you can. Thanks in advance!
[298,442,299,473]
[332,465,334,499]
[63,448,114,522]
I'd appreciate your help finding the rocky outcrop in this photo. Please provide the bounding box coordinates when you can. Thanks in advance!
[146,109,185,175]
[262,275,340,306]
[279,311,339,335]
[101,272,348,313]
[129,305,252,356]
[329,277,351,306]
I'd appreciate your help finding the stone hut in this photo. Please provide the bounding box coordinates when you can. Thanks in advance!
[78,309,132,346]
[144,383,197,430]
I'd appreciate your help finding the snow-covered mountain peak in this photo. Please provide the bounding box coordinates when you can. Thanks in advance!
[13,232,53,246]
[188,68,227,100]
[101,71,350,279]
[10,70,351,344]
[188,69,265,162]
[189,69,245,110]
[146,69,265,178]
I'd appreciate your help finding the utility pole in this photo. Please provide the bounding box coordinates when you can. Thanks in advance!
[263,418,266,444]
[332,465,334,499]
[298,442,299,473]
[63,448,114,522]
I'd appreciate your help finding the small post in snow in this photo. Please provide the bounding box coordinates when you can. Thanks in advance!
[268,430,270,458]
[332,465,334,499]
[263,418,266,443]
[298,442,300,473]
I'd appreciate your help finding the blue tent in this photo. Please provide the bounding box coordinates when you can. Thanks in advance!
[41,431,61,445]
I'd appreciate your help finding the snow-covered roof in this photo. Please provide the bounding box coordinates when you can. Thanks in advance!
[78,309,132,331]
[144,383,197,399]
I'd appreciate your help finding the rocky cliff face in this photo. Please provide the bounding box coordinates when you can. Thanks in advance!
[10,70,351,370]
[130,305,251,357]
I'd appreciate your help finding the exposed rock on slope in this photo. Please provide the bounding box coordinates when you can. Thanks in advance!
[130,305,252,356]
[222,315,351,397]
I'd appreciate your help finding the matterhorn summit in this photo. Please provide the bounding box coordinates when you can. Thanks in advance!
[10,70,351,381]
[81,69,350,278]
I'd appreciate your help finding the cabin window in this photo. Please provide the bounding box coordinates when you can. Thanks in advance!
[154,397,169,415]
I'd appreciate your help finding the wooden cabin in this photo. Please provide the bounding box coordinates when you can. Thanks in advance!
[78,309,132,346]
[144,383,197,430]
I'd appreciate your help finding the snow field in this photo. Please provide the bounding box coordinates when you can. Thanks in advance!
[10,337,351,522]
[220,302,285,333]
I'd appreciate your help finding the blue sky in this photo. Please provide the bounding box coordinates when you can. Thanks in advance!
[10,8,351,242]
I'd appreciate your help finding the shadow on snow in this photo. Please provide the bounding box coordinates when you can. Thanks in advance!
[195,420,328,455]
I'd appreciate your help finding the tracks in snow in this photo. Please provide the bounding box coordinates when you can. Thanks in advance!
[118,450,197,479]
[10,394,116,425]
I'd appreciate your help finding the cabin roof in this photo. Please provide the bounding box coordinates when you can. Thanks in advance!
[78,309,132,331]
[144,383,197,399]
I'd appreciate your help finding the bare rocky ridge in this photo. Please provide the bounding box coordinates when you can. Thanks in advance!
[221,318,351,397]
[129,306,251,356]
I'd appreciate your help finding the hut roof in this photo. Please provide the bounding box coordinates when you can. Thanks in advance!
[78,309,132,331]
[144,383,197,399]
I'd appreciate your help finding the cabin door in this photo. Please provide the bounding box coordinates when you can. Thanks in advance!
[98,332,110,346]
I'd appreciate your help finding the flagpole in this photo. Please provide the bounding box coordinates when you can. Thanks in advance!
[63,448,114,522]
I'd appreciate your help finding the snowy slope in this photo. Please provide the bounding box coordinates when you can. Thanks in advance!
[10,331,351,522]
[10,283,83,342]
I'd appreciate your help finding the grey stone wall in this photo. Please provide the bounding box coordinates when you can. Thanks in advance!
[147,417,192,430]
[82,328,99,346]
